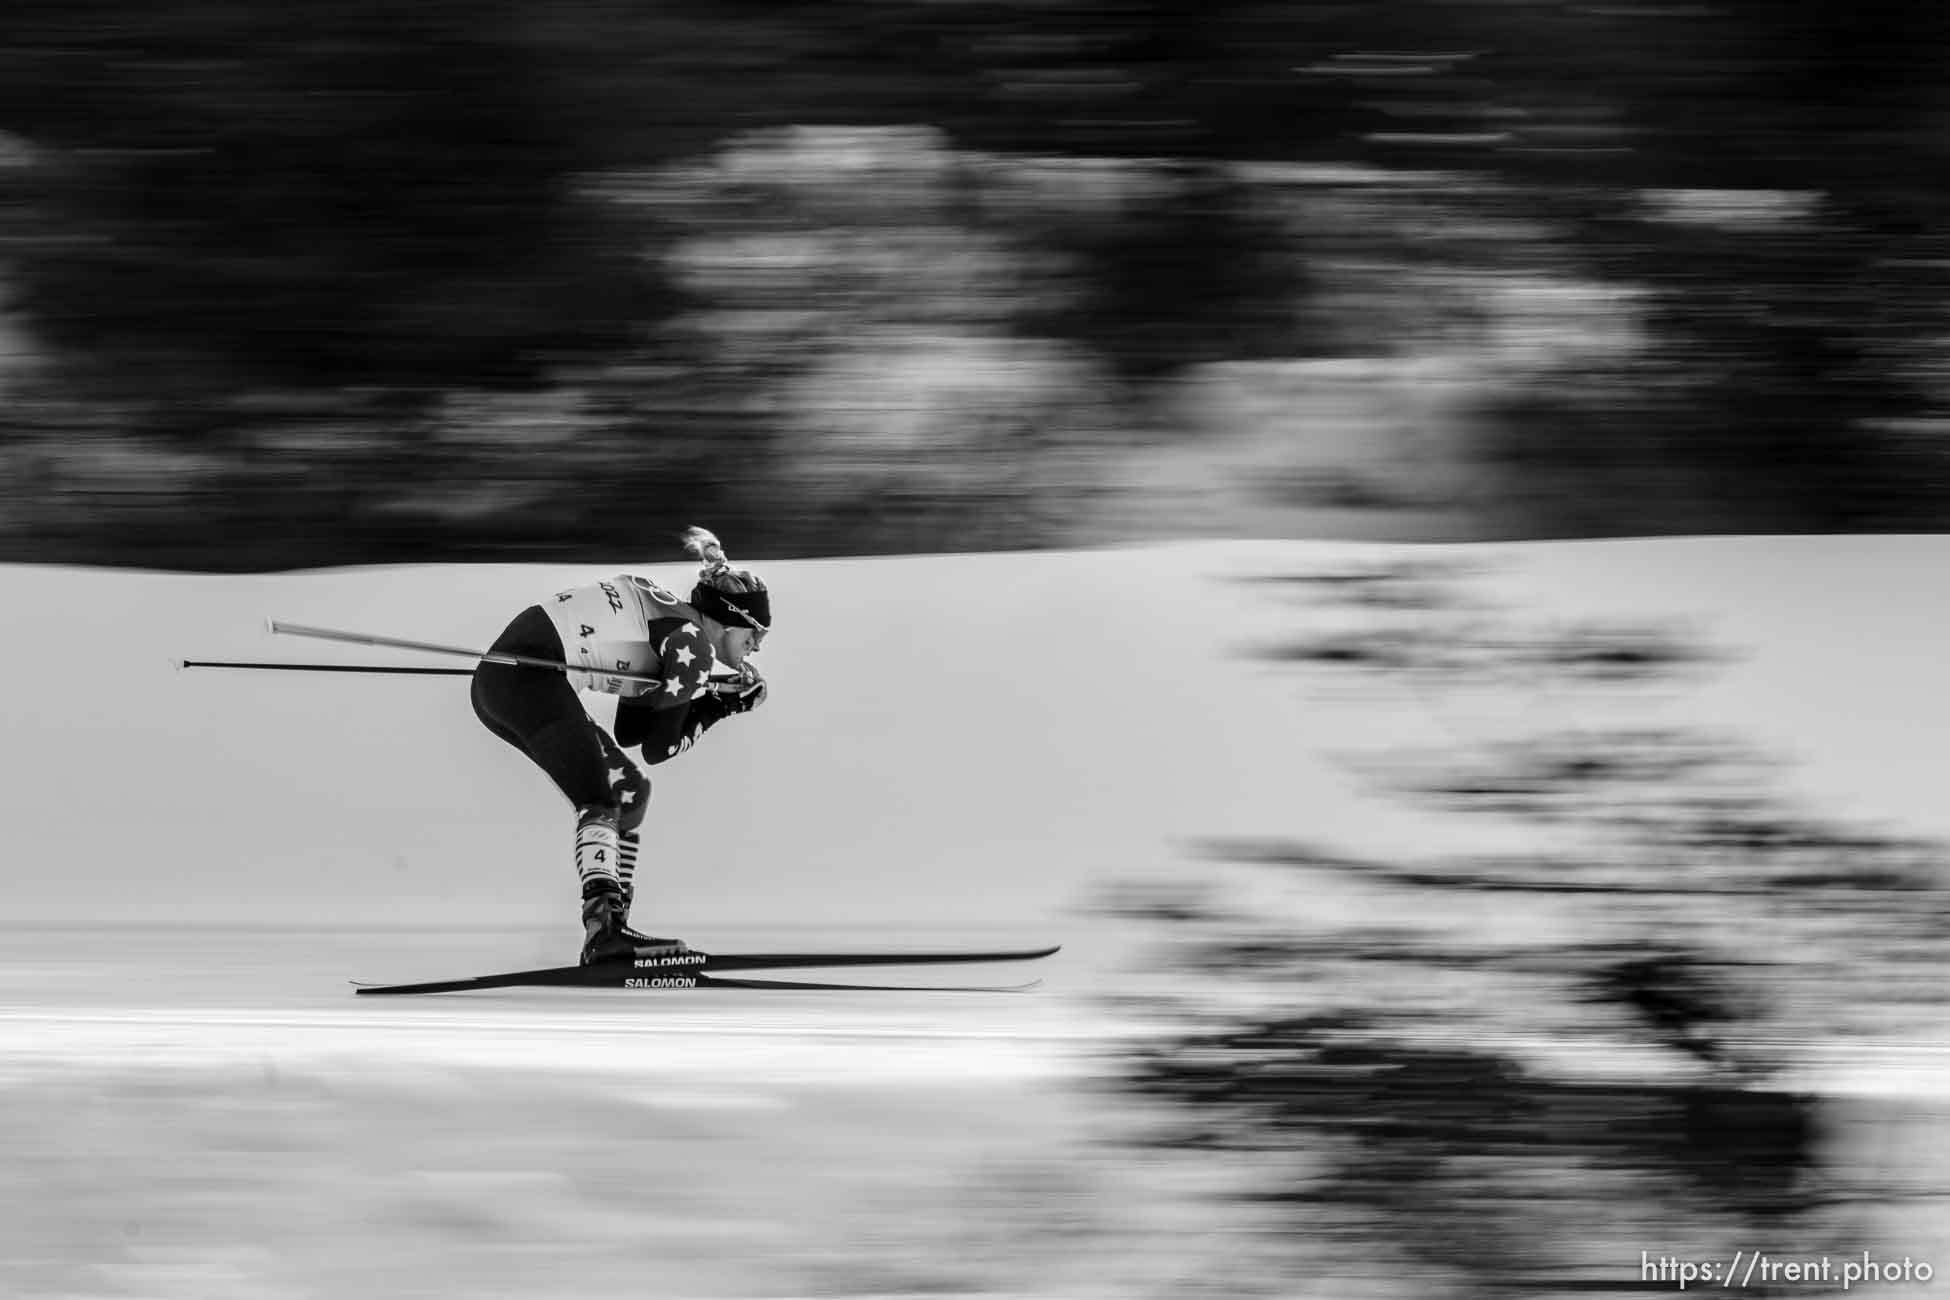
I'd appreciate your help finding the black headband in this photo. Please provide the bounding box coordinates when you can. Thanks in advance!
[692,584,771,632]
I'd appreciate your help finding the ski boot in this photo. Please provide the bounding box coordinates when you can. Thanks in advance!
[580,880,693,965]
[576,805,692,966]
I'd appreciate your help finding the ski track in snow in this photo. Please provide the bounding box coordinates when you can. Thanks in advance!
[0,1001,1087,1085]
[3,961,1949,1100]
[0,927,1121,1092]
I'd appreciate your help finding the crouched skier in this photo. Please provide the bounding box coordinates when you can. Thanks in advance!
[470,526,770,964]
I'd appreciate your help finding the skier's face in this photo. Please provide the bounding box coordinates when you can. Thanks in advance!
[717,624,760,668]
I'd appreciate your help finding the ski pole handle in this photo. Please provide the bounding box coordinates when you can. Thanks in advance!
[265,620,745,691]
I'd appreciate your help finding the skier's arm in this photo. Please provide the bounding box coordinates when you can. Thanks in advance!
[617,667,766,764]
[621,693,734,764]
[608,619,713,728]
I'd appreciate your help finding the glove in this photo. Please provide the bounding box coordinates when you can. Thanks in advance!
[726,662,767,714]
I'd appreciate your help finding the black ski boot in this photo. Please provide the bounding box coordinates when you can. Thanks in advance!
[580,881,690,966]
[617,880,685,951]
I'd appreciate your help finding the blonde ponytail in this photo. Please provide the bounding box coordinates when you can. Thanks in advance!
[681,525,771,632]
[681,525,731,578]
[681,526,767,598]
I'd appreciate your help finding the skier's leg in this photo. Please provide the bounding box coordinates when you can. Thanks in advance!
[470,607,676,961]
[592,724,653,917]
[470,611,616,806]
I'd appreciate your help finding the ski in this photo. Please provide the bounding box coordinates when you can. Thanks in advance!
[688,944,1060,973]
[696,975,1042,993]
[353,971,1042,995]
[351,944,1059,996]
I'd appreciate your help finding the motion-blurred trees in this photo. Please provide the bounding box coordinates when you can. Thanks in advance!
[1103,561,1950,1295]
[0,0,666,390]
[2,0,1950,562]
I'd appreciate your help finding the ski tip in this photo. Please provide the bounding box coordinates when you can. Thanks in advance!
[697,974,1047,993]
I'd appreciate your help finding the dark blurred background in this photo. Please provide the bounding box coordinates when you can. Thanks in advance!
[3,0,1950,568]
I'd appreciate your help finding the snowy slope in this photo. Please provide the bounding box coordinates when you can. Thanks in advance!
[0,535,1943,938]
[2,537,1949,1300]
[0,542,1350,931]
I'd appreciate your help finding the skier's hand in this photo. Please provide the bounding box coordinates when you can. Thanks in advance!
[727,661,767,714]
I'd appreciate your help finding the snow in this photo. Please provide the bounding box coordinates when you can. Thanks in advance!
[4,536,1950,1071]
[3,537,1950,1296]
[25,534,1942,928]
[0,543,1380,927]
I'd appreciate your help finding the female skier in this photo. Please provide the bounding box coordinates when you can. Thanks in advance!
[470,526,770,964]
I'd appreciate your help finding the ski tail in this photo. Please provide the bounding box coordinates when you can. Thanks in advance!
[352,963,615,996]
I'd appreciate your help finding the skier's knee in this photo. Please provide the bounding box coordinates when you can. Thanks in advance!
[615,767,652,835]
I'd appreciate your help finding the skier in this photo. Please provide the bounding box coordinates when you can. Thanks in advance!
[470,526,770,964]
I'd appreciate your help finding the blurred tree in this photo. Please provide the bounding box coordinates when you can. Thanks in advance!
[0,0,661,393]
[1105,561,1950,1295]
[1462,0,1950,532]
[3,0,1950,561]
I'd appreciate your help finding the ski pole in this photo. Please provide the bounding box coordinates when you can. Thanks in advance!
[182,656,747,689]
[179,660,475,677]
[250,620,746,691]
